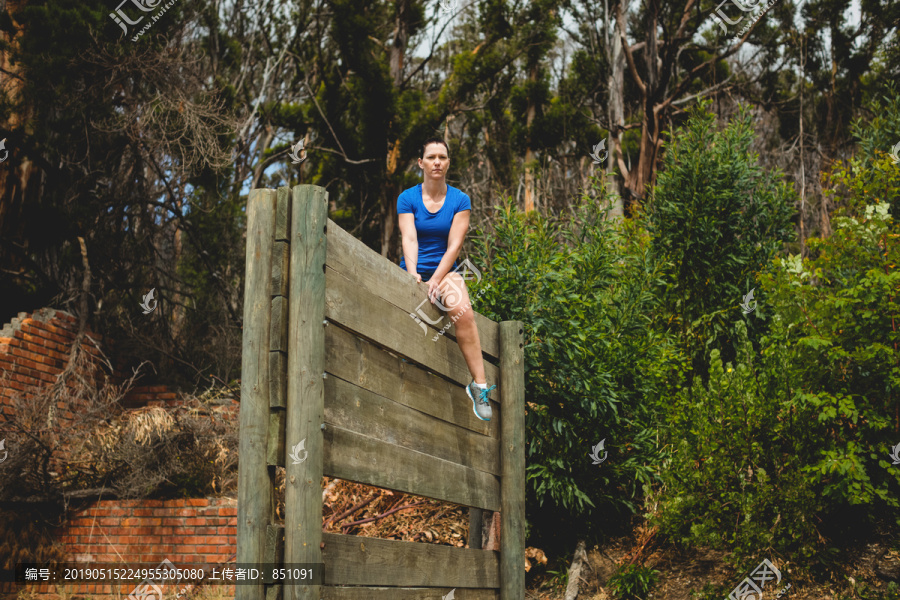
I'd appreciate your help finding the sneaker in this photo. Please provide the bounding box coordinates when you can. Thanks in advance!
[466,381,496,421]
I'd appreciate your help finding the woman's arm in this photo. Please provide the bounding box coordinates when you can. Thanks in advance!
[398,213,421,281]
[427,210,470,300]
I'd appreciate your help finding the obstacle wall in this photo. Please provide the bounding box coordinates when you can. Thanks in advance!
[237,185,525,600]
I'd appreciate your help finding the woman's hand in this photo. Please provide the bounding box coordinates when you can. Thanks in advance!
[427,277,442,304]
[413,273,423,283]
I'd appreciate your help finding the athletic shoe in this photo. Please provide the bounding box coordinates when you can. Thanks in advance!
[466,381,496,421]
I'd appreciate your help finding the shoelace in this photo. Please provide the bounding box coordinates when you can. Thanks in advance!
[478,384,497,404]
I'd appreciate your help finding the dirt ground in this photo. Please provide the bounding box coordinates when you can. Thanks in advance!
[525,533,900,600]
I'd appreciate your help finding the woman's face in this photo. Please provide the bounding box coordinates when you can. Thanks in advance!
[418,143,449,182]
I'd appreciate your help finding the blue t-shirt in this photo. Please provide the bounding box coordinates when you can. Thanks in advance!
[398,184,471,273]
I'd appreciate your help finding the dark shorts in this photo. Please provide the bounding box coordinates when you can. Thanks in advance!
[420,271,435,282]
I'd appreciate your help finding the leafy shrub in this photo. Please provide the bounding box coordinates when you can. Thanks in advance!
[644,100,795,378]
[653,192,900,565]
[471,182,684,546]
[606,563,660,600]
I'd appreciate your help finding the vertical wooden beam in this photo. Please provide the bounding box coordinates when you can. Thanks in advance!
[284,184,328,600]
[237,188,277,600]
[499,320,525,600]
[468,508,483,549]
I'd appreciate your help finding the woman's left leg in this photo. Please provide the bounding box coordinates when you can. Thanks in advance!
[437,272,486,384]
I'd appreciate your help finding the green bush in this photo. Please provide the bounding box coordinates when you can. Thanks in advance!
[471,182,684,546]
[606,563,660,600]
[653,191,900,565]
[644,100,795,378]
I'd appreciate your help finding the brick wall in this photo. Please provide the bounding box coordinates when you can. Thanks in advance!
[0,311,240,598]
[0,308,185,419]
[0,308,104,421]
[0,498,238,597]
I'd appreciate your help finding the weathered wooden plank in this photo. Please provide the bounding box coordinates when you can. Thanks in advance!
[325,324,498,438]
[265,523,285,564]
[469,508,483,549]
[499,321,526,600]
[324,375,500,475]
[265,585,283,600]
[264,523,285,586]
[324,266,499,389]
[237,188,277,600]
[270,295,288,352]
[269,351,286,408]
[285,184,329,600]
[271,241,290,298]
[321,532,498,587]
[323,423,500,511]
[326,218,499,361]
[266,408,286,467]
[321,588,497,600]
[275,186,292,242]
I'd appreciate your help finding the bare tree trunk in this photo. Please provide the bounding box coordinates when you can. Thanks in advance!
[524,64,539,213]
[382,0,410,257]
[605,0,627,219]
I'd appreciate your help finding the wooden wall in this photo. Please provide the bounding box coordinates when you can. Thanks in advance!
[238,185,524,600]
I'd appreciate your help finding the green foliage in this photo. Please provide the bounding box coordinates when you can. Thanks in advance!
[644,100,795,376]
[606,564,660,600]
[654,188,900,565]
[471,180,684,544]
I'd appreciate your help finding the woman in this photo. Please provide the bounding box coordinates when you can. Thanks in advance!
[397,137,496,421]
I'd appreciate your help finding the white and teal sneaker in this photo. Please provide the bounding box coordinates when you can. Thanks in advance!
[466,381,496,421]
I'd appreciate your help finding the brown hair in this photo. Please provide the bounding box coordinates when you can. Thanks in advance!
[421,137,450,158]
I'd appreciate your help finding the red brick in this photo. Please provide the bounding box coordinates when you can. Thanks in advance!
[163,518,185,527]
[174,508,194,517]
[193,526,216,535]
[217,508,237,517]
[184,518,206,526]
[218,527,237,536]
[195,545,222,554]
[33,362,56,374]
[186,499,207,507]
[96,518,118,526]
[133,509,155,517]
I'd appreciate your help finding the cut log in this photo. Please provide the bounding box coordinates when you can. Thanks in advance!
[563,540,589,600]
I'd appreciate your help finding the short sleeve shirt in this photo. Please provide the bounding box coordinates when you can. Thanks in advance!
[397,184,471,273]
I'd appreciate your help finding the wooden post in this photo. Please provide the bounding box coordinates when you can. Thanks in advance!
[237,188,277,600]
[499,320,525,600]
[468,508,483,549]
[284,184,328,600]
